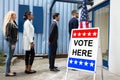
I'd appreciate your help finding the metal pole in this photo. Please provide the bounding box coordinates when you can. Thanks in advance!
[65,68,69,80]
[99,29,104,80]
[93,28,104,80]
[93,71,96,80]
[95,28,103,80]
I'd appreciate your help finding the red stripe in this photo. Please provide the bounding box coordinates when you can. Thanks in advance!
[86,21,89,28]
[79,21,90,28]
[80,22,83,28]
[72,29,98,38]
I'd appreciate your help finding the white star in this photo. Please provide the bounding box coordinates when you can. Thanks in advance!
[74,60,78,64]
[74,33,76,36]
[93,32,97,36]
[84,61,88,66]
[79,61,83,65]
[88,32,91,36]
[90,62,94,67]
[78,33,81,36]
[70,60,73,64]
[83,32,86,36]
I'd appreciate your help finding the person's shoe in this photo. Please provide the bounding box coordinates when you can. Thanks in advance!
[24,70,33,74]
[50,68,60,72]
[12,72,16,75]
[5,73,16,77]
[54,68,60,71]
[54,66,58,69]
[29,70,36,73]
[50,69,55,71]
[24,70,27,73]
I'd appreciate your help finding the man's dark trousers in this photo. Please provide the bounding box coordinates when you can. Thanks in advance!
[49,40,57,69]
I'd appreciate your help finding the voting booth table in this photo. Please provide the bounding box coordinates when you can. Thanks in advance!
[65,28,103,80]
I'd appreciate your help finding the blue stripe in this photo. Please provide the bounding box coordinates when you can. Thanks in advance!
[68,57,95,72]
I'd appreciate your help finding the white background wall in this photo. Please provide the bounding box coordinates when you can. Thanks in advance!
[109,0,120,74]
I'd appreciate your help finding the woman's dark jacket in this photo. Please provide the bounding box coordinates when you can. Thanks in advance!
[5,21,18,44]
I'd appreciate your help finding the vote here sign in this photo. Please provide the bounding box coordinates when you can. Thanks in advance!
[68,28,99,72]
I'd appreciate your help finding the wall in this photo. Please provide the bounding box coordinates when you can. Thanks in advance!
[94,0,105,5]
[0,0,77,55]
[53,2,77,54]
[109,0,120,74]
[88,0,106,9]
[87,0,109,54]
[94,6,109,54]
[85,0,120,74]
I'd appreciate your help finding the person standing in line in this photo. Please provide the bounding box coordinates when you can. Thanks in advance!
[23,11,36,74]
[3,11,18,77]
[69,10,79,37]
[68,10,79,71]
[48,13,60,72]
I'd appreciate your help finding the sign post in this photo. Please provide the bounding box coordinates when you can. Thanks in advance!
[65,28,100,80]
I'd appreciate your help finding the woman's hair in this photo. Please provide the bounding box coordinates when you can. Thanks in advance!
[23,11,31,20]
[3,11,16,36]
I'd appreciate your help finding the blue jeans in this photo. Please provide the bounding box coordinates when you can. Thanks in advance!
[5,42,15,75]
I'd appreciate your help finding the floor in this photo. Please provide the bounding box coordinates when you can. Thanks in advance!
[0,58,120,80]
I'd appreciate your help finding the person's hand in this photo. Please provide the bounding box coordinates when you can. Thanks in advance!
[11,45,15,50]
[31,43,34,49]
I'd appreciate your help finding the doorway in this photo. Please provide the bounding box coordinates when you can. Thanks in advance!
[88,0,110,68]
[94,5,109,68]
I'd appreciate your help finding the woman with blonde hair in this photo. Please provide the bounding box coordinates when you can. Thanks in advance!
[3,11,18,77]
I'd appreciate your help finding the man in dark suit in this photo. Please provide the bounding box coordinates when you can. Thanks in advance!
[69,10,79,71]
[49,13,60,72]
[69,10,79,37]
